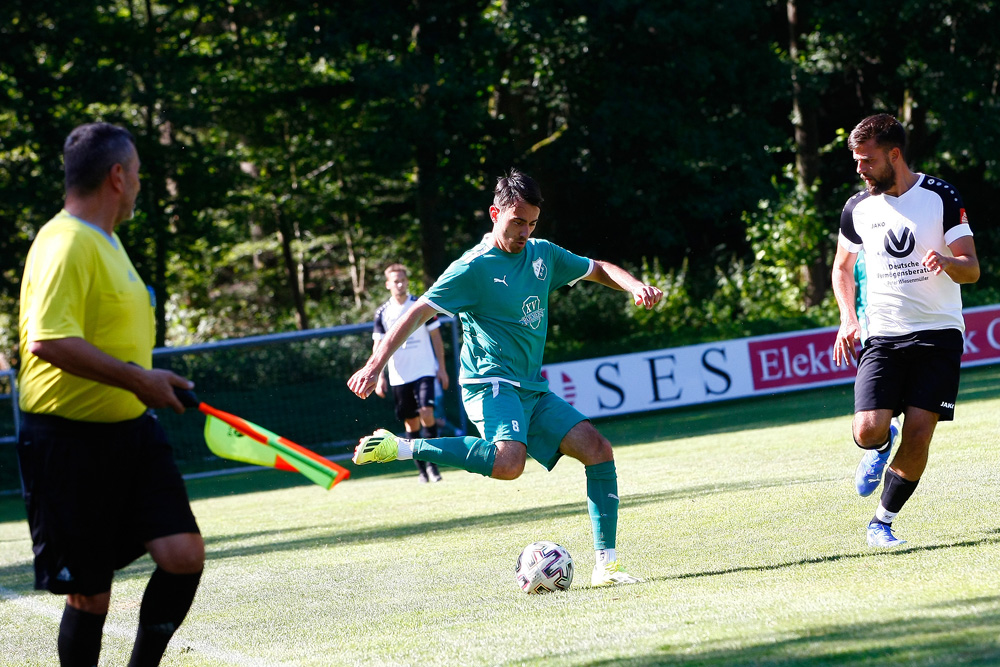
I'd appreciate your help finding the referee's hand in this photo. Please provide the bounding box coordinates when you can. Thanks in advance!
[135,367,194,414]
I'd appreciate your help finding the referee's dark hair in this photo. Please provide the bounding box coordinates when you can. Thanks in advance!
[494,168,544,210]
[848,113,907,155]
[63,122,136,195]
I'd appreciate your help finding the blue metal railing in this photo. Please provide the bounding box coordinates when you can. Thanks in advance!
[1,368,17,446]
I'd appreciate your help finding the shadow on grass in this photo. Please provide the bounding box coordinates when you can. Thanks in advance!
[667,530,1000,582]
[580,596,1000,666]
[956,364,1000,404]
[6,481,998,595]
[4,525,1000,667]
[0,477,815,589]
[0,475,844,603]
[0,496,595,591]
[189,476,854,563]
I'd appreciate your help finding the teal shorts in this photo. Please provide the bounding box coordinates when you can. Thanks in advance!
[461,381,588,471]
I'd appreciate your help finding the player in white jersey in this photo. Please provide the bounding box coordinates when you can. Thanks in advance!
[372,263,449,483]
[348,169,663,586]
[832,114,979,548]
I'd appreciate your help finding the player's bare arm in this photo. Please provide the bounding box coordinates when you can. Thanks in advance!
[349,301,438,398]
[585,260,663,309]
[27,337,192,413]
[831,245,861,367]
[922,236,980,284]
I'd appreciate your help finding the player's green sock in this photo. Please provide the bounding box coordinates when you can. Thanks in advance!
[586,460,619,550]
[413,436,495,477]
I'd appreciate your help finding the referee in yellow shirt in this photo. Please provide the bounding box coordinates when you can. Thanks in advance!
[17,123,204,667]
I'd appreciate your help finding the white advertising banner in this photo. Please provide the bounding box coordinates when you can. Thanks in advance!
[541,304,1000,419]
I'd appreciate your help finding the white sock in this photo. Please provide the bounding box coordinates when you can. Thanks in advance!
[595,548,616,566]
[875,505,898,524]
[395,438,414,460]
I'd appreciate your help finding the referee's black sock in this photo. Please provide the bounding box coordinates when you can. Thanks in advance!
[420,423,438,439]
[58,603,106,667]
[128,567,202,667]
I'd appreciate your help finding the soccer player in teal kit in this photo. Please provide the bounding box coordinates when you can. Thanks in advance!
[348,169,662,586]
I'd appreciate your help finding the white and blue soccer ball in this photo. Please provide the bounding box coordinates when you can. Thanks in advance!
[515,541,574,594]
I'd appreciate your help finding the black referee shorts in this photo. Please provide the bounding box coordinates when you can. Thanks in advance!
[16,411,200,595]
[855,328,964,421]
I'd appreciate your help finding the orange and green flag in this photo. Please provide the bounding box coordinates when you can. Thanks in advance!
[173,386,349,489]
[197,401,349,489]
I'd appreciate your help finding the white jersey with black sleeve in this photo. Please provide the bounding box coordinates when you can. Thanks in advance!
[372,294,441,386]
[838,174,973,337]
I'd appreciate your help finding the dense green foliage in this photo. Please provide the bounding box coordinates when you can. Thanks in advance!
[1,1,998,362]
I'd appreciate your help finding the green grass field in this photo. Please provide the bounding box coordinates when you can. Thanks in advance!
[2,365,999,666]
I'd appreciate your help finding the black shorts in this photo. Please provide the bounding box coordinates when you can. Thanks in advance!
[16,411,200,595]
[392,376,436,421]
[855,329,964,421]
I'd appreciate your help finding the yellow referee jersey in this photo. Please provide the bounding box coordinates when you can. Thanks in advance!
[18,210,154,422]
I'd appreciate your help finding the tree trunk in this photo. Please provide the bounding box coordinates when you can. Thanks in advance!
[409,9,446,284]
[787,0,829,307]
[344,215,366,309]
[275,204,310,330]
[415,141,445,283]
[142,0,169,347]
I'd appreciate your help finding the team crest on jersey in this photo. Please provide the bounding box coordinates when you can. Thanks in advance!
[884,228,915,258]
[532,257,547,280]
[961,208,968,225]
[520,296,544,329]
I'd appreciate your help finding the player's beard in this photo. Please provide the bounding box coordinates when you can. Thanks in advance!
[864,163,895,195]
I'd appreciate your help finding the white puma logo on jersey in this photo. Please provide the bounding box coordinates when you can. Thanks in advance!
[494,276,508,286]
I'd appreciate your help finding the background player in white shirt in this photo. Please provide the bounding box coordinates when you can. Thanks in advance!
[832,114,979,548]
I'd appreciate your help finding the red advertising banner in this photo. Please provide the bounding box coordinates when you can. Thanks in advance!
[748,304,1000,391]
[748,329,856,391]
[958,305,1000,366]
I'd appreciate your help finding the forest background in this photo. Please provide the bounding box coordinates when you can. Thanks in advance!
[2,0,999,365]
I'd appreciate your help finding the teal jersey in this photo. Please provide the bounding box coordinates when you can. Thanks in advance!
[420,235,593,392]
[854,249,868,344]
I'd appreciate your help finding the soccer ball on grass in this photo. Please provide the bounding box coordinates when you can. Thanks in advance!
[515,541,574,594]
